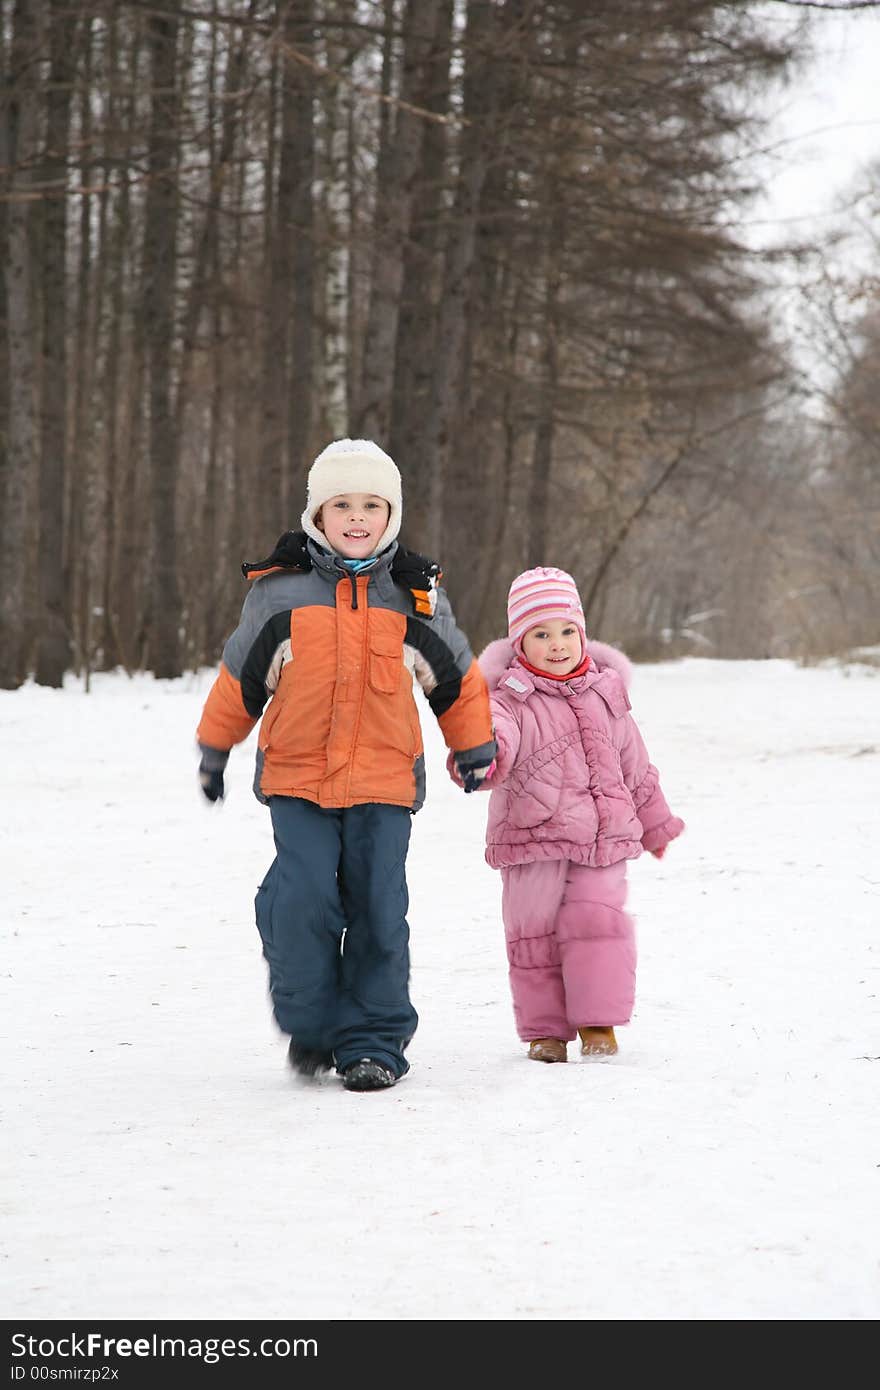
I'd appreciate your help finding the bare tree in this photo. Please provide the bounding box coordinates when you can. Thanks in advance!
[285,0,316,508]
[421,0,501,557]
[0,0,40,688]
[387,0,453,543]
[142,6,182,677]
[353,0,442,439]
[35,0,77,686]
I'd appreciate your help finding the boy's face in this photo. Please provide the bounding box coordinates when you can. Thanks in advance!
[315,492,391,558]
[521,618,582,675]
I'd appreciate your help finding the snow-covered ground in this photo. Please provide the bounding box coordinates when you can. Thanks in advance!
[2,656,878,1321]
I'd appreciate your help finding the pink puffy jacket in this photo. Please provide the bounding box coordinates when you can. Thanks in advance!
[475,638,684,870]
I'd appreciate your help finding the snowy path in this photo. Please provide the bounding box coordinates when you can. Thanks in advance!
[2,658,878,1320]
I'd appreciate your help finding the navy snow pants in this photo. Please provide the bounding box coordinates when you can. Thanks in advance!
[255,796,418,1078]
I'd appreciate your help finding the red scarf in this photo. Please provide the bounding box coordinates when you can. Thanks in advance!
[519,651,591,682]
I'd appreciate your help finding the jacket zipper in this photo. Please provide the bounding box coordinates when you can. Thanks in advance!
[342,574,369,804]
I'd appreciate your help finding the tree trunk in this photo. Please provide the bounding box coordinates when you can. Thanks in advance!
[319,0,357,438]
[102,14,139,675]
[175,1,256,454]
[525,206,563,568]
[0,14,9,601]
[68,16,93,678]
[388,0,453,548]
[35,0,77,685]
[258,3,300,542]
[424,0,497,557]
[286,0,315,505]
[98,8,122,671]
[143,8,182,678]
[0,0,40,688]
[353,0,441,441]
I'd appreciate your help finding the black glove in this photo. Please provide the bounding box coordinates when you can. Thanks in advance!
[199,766,225,802]
[198,745,229,804]
[454,745,497,794]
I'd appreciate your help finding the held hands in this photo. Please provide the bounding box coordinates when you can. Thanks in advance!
[452,749,497,793]
[198,745,229,804]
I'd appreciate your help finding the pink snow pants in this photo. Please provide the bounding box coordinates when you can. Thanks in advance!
[500,858,636,1041]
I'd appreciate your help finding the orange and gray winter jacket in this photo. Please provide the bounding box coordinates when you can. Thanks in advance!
[196,535,495,812]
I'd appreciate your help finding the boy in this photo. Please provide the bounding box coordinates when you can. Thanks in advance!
[196,439,495,1091]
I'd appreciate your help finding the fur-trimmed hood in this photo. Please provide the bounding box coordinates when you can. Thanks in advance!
[478,636,633,694]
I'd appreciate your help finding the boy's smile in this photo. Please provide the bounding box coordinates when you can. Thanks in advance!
[316,492,392,558]
[521,618,582,675]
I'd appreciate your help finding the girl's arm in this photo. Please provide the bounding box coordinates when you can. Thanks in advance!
[486,696,521,783]
[617,714,684,853]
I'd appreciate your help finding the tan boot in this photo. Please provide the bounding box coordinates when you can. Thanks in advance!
[528,1038,567,1063]
[578,1026,618,1057]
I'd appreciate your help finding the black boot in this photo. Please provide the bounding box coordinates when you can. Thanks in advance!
[288,1039,333,1077]
[342,1058,397,1092]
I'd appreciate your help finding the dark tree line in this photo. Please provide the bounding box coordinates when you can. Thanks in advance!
[3,0,869,689]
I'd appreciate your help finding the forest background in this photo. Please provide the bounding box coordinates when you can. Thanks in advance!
[1,0,879,689]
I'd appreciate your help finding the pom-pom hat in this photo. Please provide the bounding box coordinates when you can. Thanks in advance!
[507,566,586,656]
[301,438,402,556]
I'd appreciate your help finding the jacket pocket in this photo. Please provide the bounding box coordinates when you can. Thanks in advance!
[504,737,571,829]
[255,866,278,948]
[504,778,561,830]
[369,635,403,694]
[258,695,280,752]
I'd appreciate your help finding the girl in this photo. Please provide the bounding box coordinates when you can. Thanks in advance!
[457,566,683,1063]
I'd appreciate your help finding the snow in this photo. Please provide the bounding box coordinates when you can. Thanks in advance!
[2,656,878,1321]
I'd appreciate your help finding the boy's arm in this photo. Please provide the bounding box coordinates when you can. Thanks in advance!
[196,581,292,793]
[405,588,495,783]
[617,713,684,853]
[446,692,518,790]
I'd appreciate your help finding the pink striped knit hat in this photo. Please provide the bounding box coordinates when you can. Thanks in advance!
[507,566,586,656]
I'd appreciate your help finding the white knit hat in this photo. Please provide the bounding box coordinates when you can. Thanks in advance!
[507,566,586,655]
[301,438,402,555]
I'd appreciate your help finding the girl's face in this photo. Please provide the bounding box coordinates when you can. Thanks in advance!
[521,618,582,675]
[316,492,391,558]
